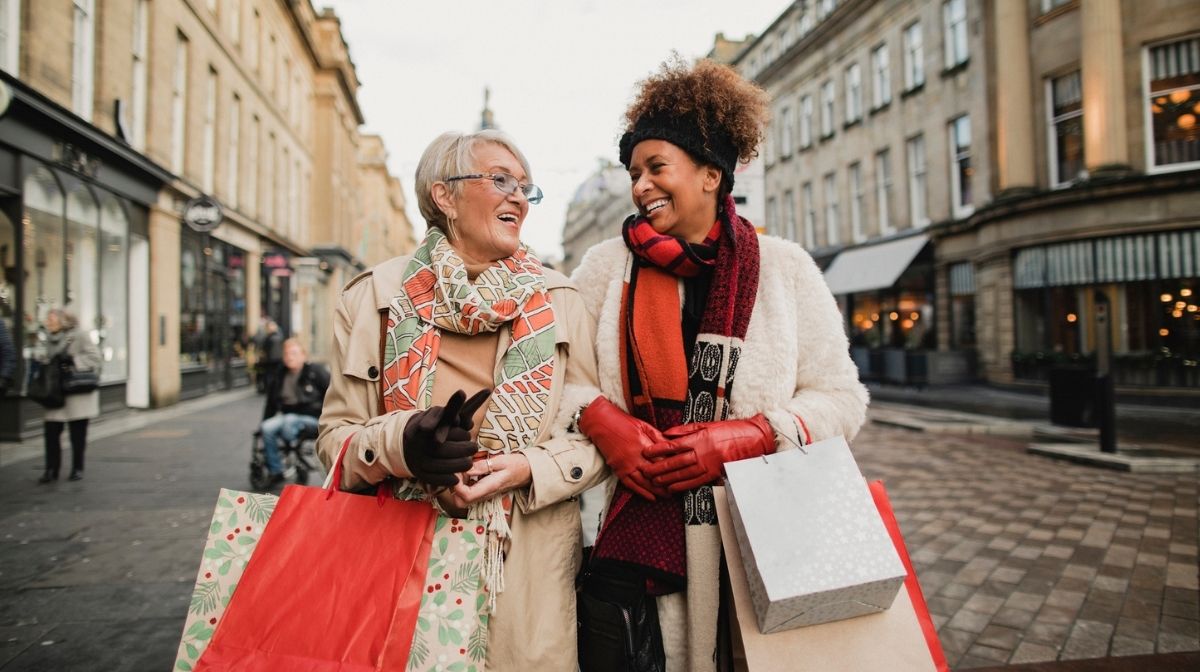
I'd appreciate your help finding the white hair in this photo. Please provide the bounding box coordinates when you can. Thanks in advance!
[414,130,533,237]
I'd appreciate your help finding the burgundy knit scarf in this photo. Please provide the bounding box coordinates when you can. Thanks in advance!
[593,195,760,593]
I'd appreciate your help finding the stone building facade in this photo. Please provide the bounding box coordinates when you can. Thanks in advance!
[0,0,414,439]
[739,0,1199,396]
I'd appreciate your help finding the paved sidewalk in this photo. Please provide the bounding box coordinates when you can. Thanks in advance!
[853,425,1200,668]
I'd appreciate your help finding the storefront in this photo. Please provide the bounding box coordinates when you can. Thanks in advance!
[0,74,168,439]
[178,226,251,400]
[821,233,967,385]
[1010,229,1200,388]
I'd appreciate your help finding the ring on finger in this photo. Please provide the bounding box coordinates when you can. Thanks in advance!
[485,455,494,474]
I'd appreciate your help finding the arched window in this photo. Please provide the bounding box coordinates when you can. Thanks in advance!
[98,192,129,382]
[65,180,100,343]
[22,164,66,334]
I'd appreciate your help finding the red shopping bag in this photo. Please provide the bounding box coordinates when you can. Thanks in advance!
[195,439,437,672]
[868,480,950,672]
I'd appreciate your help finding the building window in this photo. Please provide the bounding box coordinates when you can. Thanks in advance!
[229,0,240,44]
[817,0,836,20]
[784,189,797,241]
[820,79,835,137]
[781,105,794,158]
[799,6,814,35]
[871,44,891,109]
[227,94,240,207]
[1040,0,1071,13]
[0,0,21,75]
[1146,36,1200,170]
[766,196,779,237]
[845,63,862,123]
[875,149,893,234]
[1048,71,1085,186]
[72,0,96,119]
[949,115,973,218]
[800,94,813,148]
[265,132,275,226]
[171,32,189,174]
[802,182,816,249]
[202,67,217,193]
[23,167,66,339]
[948,262,976,348]
[943,0,968,70]
[824,172,839,246]
[129,0,150,151]
[903,21,924,90]
[247,115,259,216]
[849,162,865,242]
[247,9,259,70]
[907,134,928,227]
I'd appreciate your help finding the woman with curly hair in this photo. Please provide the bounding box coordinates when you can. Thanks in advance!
[571,59,869,671]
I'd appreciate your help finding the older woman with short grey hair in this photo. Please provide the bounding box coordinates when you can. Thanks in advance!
[39,308,102,483]
[318,129,607,669]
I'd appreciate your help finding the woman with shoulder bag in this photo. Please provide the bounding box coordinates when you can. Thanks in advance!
[38,308,102,483]
[570,59,870,671]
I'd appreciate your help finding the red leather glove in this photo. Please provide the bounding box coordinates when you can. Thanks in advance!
[578,396,669,501]
[642,414,776,493]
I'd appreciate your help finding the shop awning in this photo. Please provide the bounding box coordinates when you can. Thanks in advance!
[821,234,929,295]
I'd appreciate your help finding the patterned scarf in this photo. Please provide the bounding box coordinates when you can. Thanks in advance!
[593,195,760,593]
[382,227,557,608]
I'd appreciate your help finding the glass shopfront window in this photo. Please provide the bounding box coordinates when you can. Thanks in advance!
[180,230,206,366]
[98,193,129,382]
[849,291,934,349]
[0,208,14,331]
[18,161,135,386]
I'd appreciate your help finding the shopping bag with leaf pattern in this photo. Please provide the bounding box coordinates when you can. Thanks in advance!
[174,488,277,672]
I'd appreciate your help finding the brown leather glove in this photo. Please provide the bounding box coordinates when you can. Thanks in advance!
[578,396,669,501]
[402,388,491,487]
[642,414,776,493]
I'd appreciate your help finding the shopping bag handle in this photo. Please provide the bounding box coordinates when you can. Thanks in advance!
[321,435,355,497]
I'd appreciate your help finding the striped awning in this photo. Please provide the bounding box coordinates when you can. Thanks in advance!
[1013,229,1199,289]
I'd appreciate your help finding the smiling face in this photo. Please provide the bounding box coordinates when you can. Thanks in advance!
[628,139,722,244]
[437,142,529,264]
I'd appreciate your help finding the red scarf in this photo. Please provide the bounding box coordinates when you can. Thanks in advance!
[593,195,760,593]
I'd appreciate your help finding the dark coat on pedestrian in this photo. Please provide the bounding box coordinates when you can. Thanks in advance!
[263,361,329,420]
[0,319,15,394]
[43,326,102,422]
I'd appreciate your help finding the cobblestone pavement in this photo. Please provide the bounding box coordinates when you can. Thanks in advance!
[851,423,1200,669]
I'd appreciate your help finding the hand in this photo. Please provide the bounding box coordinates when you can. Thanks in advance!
[401,388,491,486]
[446,453,532,509]
[642,414,775,493]
[578,396,669,501]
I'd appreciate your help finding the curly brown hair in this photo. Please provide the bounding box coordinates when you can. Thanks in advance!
[623,56,770,165]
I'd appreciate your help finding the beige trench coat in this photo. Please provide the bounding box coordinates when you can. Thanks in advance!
[317,255,608,671]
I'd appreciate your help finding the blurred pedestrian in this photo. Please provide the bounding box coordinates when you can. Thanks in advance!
[39,308,102,483]
[255,318,283,395]
[259,338,329,485]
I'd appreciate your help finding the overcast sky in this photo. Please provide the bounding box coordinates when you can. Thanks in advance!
[319,0,785,260]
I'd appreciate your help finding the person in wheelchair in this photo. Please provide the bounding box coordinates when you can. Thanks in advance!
[259,338,330,486]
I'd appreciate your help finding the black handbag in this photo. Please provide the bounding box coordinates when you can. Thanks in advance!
[60,358,100,394]
[577,562,666,672]
[27,356,65,408]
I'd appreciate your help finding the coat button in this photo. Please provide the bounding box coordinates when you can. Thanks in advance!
[367,366,378,379]
[570,466,583,480]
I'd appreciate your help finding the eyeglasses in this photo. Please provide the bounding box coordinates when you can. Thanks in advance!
[444,172,544,205]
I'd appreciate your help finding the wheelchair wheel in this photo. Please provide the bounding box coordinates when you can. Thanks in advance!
[249,460,272,491]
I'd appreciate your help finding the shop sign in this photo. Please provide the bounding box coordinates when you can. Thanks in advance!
[262,252,290,269]
[183,195,223,233]
[51,142,101,178]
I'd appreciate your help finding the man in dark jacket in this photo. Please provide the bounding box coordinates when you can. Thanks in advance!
[260,338,330,483]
